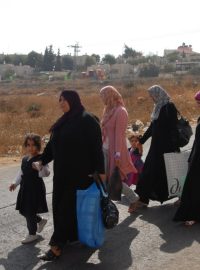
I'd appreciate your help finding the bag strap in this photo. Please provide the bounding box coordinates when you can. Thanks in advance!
[93,172,108,198]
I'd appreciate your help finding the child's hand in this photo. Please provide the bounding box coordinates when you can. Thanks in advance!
[9,184,16,191]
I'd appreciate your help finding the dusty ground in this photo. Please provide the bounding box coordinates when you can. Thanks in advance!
[0,156,21,166]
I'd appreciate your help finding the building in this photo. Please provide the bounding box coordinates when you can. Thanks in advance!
[109,63,134,79]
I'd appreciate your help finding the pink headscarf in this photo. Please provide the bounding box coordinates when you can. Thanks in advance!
[194,90,200,101]
[100,85,125,126]
[100,85,125,142]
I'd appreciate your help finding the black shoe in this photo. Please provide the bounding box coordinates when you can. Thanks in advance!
[39,249,60,261]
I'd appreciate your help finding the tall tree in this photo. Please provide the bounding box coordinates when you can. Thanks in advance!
[43,45,55,71]
[55,49,62,71]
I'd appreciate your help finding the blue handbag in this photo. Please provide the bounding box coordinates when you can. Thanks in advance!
[76,182,105,248]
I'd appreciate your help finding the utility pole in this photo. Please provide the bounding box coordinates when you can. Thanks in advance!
[67,42,81,88]
[67,42,81,77]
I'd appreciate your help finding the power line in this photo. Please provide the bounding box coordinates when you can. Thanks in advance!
[67,42,82,71]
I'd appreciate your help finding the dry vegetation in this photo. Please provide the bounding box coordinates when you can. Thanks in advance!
[0,76,199,156]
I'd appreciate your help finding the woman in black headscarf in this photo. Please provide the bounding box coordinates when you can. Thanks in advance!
[35,90,105,260]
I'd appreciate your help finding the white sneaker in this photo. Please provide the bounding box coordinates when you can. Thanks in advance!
[37,218,47,233]
[21,234,38,244]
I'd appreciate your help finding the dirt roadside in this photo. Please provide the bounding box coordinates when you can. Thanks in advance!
[0,156,21,166]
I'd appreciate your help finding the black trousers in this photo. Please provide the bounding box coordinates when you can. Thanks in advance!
[23,214,42,235]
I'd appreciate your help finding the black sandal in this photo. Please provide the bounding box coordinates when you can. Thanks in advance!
[39,249,60,261]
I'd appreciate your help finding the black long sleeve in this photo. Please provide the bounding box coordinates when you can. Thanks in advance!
[140,123,152,144]
[40,140,54,166]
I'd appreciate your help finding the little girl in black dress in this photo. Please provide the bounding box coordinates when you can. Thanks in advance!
[9,133,50,244]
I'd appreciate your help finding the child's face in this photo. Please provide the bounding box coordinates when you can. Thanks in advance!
[129,137,138,148]
[26,139,39,156]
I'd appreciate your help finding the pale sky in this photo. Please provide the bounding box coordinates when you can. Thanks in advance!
[1,0,200,57]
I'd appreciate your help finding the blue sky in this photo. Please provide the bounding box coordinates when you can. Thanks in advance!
[1,0,200,57]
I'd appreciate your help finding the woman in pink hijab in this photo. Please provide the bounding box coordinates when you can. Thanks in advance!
[100,85,138,213]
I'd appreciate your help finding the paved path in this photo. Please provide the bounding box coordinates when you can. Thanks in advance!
[0,130,199,270]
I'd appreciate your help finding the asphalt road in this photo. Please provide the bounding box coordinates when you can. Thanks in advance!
[0,129,200,270]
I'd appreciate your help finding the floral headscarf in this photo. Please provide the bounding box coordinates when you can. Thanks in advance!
[148,85,170,121]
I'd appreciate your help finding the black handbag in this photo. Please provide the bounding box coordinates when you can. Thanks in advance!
[166,105,193,148]
[177,112,193,147]
[94,173,119,229]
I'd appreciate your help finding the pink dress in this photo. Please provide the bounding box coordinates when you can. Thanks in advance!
[102,106,137,179]
[125,148,144,186]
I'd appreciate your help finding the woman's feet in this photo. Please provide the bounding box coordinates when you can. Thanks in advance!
[39,246,61,261]
[185,220,196,226]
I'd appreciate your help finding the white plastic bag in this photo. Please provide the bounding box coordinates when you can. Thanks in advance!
[164,151,190,198]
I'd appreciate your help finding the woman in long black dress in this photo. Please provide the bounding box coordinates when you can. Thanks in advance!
[35,90,105,260]
[174,91,200,226]
[134,85,180,209]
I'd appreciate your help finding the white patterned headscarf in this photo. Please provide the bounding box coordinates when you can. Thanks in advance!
[148,85,170,121]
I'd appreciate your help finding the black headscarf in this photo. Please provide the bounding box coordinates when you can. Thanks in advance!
[50,90,85,132]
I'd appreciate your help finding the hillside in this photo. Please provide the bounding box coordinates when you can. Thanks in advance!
[0,76,199,155]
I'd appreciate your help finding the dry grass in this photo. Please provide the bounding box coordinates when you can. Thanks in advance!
[0,76,199,156]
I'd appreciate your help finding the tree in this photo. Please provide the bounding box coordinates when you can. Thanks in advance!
[26,51,43,69]
[12,54,27,65]
[62,55,74,70]
[55,49,62,71]
[102,54,116,65]
[3,55,11,64]
[123,44,142,59]
[91,54,100,63]
[166,51,180,63]
[84,56,96,68]
[43,45,55,71]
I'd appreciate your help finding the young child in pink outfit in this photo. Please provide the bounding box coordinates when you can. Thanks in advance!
[126,133,144,187]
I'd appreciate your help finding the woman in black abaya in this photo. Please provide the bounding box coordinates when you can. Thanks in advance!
[34,90,105,260]
[133,85,180,209]
[174,90,200,226]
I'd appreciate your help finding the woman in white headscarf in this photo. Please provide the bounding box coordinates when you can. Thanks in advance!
[133,85,180,209]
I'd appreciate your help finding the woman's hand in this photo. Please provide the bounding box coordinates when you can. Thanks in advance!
[32,161,42,171]
[9,184,16,192]
[115,158,121,168]
[114,152,121,168]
